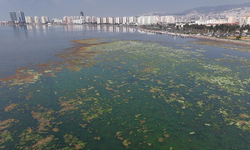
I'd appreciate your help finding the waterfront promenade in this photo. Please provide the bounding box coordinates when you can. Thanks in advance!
[138,28,250,46]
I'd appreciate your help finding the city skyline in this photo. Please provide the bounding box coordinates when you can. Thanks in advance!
[1,0,250,21]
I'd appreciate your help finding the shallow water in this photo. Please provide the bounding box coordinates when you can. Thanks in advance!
[0,25,250,150]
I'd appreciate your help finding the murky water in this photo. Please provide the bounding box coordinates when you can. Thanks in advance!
[0,25,250,150]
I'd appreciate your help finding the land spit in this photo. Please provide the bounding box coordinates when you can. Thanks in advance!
[138,28,250,46]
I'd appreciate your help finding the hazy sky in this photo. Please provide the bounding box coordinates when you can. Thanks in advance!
[0,0,250,21]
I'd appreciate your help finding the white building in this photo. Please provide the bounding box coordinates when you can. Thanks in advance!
[160,16,175,24]
[68,16,73,24]
[218,19,228,24]
[73,16,84,24]
[25,16,33,24]
[92,16,96,23]
[128,17,136,24]
[85,16,91,23]
[123,17,128,24]
[102,17,107,24]
[96,17,101,24]
[63,16,74,24]
[137,16,160,25]
[206,19,227,25]
[240,16,250,26]
[63,16,68,24]
[195,20,207,25]
[149,16,160,24]
[227,16,236,24]
[34,16,40,24]
[108,17,114,24]
[41,16,49,24]
[115,17,122,24]
[52,18,63,24]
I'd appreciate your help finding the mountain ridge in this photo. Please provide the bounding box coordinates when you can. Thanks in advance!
[139,2,250,16]
[175,2,250,15]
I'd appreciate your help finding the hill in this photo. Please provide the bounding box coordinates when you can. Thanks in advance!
[175,2,250,15]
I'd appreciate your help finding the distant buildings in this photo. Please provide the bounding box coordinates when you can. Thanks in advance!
[96,17,101,24]
[41,16,49,24]
[195,17,235,25]
[123,17,128,24]
[18,11,26,23]
[80,11,84,17]
[102,17,107,24]
[128,17,137,24]
[137,16,160,25]
[34,16,40,24]
[160,16,175,24]
[91,16,96,23]
[6,8,249,27]
[227,16,236,24]
[240,16,250,26]
[108,17,114,24]
[25,16,34,24]
[62,16,85,24]
[85,16,91,23]
[52,18,63,24]
[10,12,17,22]
[115,17,121,24]
[73,16,84,24]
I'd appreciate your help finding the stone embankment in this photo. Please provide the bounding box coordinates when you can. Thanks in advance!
[138,28,250,46]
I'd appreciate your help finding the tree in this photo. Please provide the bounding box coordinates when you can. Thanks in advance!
[236,35,241,40]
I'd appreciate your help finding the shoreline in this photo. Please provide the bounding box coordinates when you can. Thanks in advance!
[138,28,250,46]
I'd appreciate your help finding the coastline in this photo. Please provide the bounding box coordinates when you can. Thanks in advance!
[138,28,250,46]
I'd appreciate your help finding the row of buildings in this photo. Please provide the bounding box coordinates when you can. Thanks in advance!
[9,11,176,25]
[193,16,250,26]
[9,11,50,24]
[50,15,250,26]
[8,11,250,26]
[57,16,175,25]
[60,16,136,24]
[240,16,250,26]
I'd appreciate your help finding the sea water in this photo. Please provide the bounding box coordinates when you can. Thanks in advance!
[0,24,250,150]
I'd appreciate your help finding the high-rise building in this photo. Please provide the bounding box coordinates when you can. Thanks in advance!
[92,16,96,23]
[108,17,114,24]
[18,11,26,23]
[137,16,160,25]
[41,16,49,24]
[80,11,84,16]
[123,17,128,24]
[10,12,17,22]
[52,18,63,24]
[34,16,40,24]
[115,17,121,24]
[25,16,34,24]
[86,16,91,23]
[96,17,101,24]
[72,16,84,24]
[240,16,250,26]
[227,16,236,24]
[160,16,175,24]
[102,17,106,24]
[63,16,74,24]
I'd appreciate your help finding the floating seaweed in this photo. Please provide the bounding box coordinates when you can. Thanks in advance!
[0,119,19,130]
[4,103,18,112]
[0,130,13,147]
[0,38,250,149]
[64,134,87,149]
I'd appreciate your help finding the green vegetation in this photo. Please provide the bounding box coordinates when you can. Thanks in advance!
[0,39,250,149]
